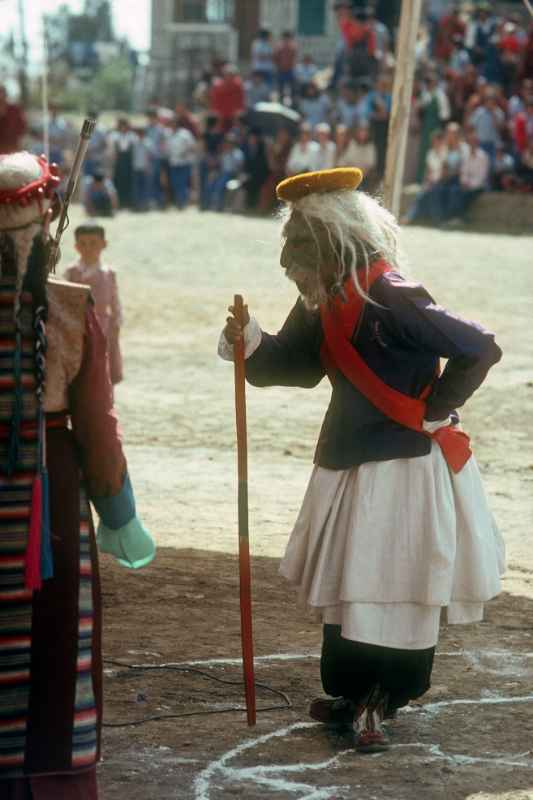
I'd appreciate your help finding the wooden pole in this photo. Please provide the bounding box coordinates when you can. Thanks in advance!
[523,0,533,17]
[383,0,423,218]
[233,294,256,727]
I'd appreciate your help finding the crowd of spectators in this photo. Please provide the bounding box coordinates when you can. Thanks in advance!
[1,1,532,226]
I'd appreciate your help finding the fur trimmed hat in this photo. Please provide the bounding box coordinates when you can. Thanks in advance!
[276,167,363,203]
[0,152,61,232]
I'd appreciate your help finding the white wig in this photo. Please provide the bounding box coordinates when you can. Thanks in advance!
[281,188,406,304]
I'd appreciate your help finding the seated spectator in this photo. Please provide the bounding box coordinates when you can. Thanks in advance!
[403,130,447,225]
[168,118,197,209]
[209,65,245,131]
[368,72,392,180]
[416,72,451,182]
[447,128,490,221]
[298,82,331,127]
[492,145,516,191]
[245,71,272,108]
[336,80,365,129]
[449,35,471,75]
[516,140,533,191]
[259,127,293,212]
[81,172,118,218]
[314,123,336,171]
[465,3,496,67]
[274,31,298,103]
[508,78,533,120]
[242,127,270,210]
[287,123,320,175]
[204,133,244,212]
[499,22,524,95]
[83,111,108,177]
[294,54,318,96]
[350,124,377,187]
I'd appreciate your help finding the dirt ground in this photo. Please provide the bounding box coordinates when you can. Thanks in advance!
[60,207,533,800]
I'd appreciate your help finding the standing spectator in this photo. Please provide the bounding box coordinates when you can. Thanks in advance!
[251,29,275,87]
[198,115,224,210]
[274,31,298,103]
[468,89,505,162]
[517,139,533,190]
[209,65,246,131]
[499,22,524,95]
[287,123,320,175]
[168,118,197,209]
[245,71,272,108]
[465,3,497,67]
[175,103,201,139]
[314,123,336,171]
[83,110,108,177]
[368,72,392,181]
[132,128,154,211]
[294,54,318,96]
[145,108,170,208]
[416,73,451,182]
[259,127,293,212]
[448,129,490,221]
[298,82,331,127]
[513,96,533,155]
[434,4,466,62]
[336,3,377,82]
[350,123,377,186]
[520,24,533,81]
[0,85,26,154]
[47,104,73,166]
[368,6,390,68]
[508,78,533,121]
[205,134,244,212]
[448,35,471,75]
[109,117,137,209]
[242,128,270,210]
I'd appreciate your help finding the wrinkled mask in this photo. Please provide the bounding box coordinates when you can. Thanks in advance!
[280,211,339,308]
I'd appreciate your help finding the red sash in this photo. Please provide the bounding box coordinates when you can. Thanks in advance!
[319,261,472,473]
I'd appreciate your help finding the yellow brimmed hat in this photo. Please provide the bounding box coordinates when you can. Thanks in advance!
[276,167,363,203]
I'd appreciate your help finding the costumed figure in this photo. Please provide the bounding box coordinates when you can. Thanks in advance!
[0,152,155,799]
[219,167,505,752]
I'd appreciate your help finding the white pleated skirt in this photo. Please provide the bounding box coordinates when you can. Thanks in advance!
[279,444,505,650]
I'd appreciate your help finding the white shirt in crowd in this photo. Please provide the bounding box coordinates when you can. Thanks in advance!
[315,140,336,171]
[460,147,490,190]
[287,140,320,175]
[132,138,155,172]
[168,127,197,167]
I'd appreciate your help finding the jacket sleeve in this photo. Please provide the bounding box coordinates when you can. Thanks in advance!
[68,306,127,499]
[245,299,326,389]
[375,274,502,421]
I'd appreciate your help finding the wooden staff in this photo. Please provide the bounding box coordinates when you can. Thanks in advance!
[233,294,256,726]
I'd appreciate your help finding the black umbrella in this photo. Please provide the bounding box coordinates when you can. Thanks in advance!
[244,102,301,137]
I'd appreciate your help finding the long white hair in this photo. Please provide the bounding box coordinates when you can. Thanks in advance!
[280,189,406,304]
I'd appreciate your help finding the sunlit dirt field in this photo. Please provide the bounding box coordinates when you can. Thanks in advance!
[60,207,533,800]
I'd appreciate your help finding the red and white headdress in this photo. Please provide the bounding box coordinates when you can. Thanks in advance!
[0,152,60,232]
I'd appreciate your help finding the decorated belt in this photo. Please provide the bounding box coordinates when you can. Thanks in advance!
[0,413,69,439]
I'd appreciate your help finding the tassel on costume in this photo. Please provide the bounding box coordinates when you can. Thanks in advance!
[40,468,54,580]
[25,475,43,591]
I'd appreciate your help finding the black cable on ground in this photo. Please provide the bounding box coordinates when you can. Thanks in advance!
[102,658,292,728]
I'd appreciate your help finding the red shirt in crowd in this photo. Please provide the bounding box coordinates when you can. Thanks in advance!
[339,18,377,57]
[274,40,298,72]
[0,103,27,154]
[209,75,245,123]
[435,14,466,62]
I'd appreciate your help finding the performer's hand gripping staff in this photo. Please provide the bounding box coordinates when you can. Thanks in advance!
[231,295,257,726]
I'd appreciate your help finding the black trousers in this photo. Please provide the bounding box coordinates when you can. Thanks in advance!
[320,624,435,713]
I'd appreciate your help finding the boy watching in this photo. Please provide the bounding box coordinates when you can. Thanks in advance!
[65,224,123,384]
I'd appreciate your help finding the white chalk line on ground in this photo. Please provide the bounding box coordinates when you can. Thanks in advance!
[193,692,533,800]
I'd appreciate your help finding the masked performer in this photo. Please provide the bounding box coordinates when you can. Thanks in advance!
[0,152,155,799]
[219,168,504,752]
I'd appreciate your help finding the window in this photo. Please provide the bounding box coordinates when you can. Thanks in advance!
[174,0,234,23]
[297,0,326,36]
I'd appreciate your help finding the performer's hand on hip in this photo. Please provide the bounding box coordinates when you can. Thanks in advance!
[224,303,250,344]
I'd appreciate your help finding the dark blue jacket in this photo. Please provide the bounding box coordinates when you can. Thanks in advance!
[245,271,502,470]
